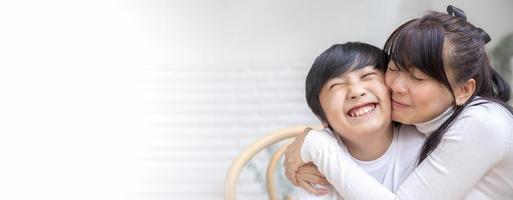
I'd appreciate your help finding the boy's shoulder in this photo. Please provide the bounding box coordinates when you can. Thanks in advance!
[309,127,335,137]
[307,127,345,146]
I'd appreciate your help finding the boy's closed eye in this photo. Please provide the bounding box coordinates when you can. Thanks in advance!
[361,72,377,80]
[329,82,348,89]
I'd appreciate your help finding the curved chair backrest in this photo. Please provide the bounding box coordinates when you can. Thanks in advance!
[224,125,319,200]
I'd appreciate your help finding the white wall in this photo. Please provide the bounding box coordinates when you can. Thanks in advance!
[0,1,511,200]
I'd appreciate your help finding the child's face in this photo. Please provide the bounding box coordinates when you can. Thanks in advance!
[319,66,392,139]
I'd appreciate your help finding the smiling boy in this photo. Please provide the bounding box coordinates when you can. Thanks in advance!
[290,42,425,200]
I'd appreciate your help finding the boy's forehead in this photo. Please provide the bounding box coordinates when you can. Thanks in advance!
[332,65,376,79]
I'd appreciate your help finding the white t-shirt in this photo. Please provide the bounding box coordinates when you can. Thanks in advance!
[298,125,425,200]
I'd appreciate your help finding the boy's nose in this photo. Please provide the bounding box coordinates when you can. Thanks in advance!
[348,86,367,100]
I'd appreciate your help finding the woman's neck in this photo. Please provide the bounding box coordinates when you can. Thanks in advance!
[414,107,454,136]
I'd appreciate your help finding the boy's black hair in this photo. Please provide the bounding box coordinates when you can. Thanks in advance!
[305,42,387,124]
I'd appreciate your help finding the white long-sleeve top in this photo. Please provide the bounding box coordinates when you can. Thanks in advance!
[301,99,513,200]
[297,125,424,200]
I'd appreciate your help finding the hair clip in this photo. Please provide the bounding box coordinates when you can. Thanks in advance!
[447,5,467,20]
[447,5,491,44]
[477,28,491,44]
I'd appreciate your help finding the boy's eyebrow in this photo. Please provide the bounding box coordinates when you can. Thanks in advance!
[327,76,348,85]
[333,74,349,81]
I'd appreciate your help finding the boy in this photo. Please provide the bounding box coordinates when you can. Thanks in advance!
[288,42,425,199]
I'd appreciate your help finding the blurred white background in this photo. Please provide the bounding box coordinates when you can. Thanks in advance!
[0,0,511,200]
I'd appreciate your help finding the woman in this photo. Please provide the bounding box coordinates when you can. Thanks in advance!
[285,7,513,199]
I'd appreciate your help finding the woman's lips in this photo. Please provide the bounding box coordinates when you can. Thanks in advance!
[391,99,409,109]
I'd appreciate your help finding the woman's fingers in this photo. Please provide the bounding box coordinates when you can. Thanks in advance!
[297,172,330,186]
[283,134,308,186]
[284,159,298,186]
[283,144,300,186]
[298,164,325,177]
[303,127,313,135]
[297,176,329,196]
[283,127,314,186]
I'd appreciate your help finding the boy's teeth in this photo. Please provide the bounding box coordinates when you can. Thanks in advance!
[349,104,376,117]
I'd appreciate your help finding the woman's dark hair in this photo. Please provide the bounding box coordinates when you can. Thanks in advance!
[384,11,513,163]
[305,42,387,124]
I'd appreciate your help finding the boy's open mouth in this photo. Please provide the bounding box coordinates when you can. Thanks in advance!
[347,103,377,118]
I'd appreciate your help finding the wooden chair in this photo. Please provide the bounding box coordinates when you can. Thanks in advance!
[224,125,319,200]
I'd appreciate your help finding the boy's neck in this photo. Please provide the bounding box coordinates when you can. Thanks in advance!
[338,124,394,161]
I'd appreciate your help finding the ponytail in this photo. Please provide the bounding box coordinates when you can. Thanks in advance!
[491,68,511,102]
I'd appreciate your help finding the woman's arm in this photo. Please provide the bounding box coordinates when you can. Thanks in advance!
[301,116,505,199]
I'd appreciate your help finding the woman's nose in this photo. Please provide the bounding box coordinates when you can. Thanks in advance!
[389,74,408,94]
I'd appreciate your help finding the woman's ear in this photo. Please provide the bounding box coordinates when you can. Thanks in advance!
[454,78,476,105]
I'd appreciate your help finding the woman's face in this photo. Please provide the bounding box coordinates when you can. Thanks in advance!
[385,61,454,124]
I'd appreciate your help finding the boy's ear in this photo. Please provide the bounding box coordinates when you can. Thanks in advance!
[454,78,476,105]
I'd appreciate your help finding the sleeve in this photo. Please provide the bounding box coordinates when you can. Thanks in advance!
[300,116,505,200]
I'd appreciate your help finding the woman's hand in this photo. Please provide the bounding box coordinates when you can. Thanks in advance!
[284,127,311,186]
[284,127,330,195]
[296,163,330,195]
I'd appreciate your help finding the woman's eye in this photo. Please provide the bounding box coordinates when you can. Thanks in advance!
[410,74,424,81]
[387,67,398,72]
